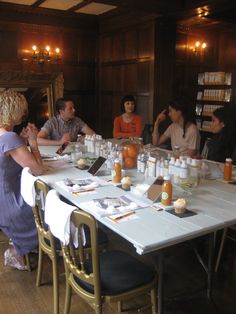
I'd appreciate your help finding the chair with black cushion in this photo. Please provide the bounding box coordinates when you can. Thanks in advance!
[32,180,108,314]
[62,210,158,314]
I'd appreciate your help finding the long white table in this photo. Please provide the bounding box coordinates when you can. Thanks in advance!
[38,146,236,313]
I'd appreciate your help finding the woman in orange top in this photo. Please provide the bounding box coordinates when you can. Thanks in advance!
[113,95,142,139]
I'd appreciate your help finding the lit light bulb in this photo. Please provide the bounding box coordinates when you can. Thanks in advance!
[45,46,50,52]
[55,48,60,54]
[202,42,207,49]
[32,45,37,51]
[195,41,200,47]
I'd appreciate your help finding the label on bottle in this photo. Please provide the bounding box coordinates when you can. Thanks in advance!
[162,192,168,200]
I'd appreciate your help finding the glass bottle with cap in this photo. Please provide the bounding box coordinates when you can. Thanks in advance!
[224,158,232,181]
[161,175,172,206]
[112,158,122,183]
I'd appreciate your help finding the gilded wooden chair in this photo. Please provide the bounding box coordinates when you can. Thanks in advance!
[32,179,60,314]
[32,180,108,314]
[62,210,158,314]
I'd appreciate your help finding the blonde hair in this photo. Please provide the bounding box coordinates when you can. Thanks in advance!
[0,89,28,128]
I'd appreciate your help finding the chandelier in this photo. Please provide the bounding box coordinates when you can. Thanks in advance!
[32,45,61,64]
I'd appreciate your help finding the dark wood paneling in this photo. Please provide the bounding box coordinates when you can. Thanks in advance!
[112,32,124,61]
[112,65,123,92]
[0,30,17,59]
[100,35,113,62]
[98,21,155,136]
[124,29,138,60]
[123,63,138,93]
[138,23,154,58]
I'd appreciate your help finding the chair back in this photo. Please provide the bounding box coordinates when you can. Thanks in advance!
[32,180,57,255]
[62,210,101,303]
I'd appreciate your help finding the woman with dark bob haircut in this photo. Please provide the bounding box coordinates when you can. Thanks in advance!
[206,107,235,162]
[152,96,200,157]
[113,95,142,139]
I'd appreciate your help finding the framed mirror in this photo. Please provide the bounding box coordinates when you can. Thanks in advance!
[0,71,64,128]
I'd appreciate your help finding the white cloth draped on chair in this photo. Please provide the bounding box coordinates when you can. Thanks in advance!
[44,189,85,247]
[20,167,37,207]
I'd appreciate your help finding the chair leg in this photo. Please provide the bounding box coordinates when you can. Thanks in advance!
[24,254,31,271]
[151,288,158,314]
[52,256,59,314]
[36,247,43,286]
[64,282,72,314]
[215,228,228,272]
[117,301,122,313]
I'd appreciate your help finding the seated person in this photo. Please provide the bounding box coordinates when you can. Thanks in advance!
[152,97,200,157]
[113,95,142,139]
[0,89,43,270]
[206,107,235,162]
[37,97,95,145]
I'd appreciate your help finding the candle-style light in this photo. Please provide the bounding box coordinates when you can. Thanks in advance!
[31,45,61,64]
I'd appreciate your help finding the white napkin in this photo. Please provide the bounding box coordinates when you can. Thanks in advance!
[20,167,37,206]
[44,189,86,247]
[72,181,98,192]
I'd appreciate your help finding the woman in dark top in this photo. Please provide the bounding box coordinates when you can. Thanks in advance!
[207,107,235,162]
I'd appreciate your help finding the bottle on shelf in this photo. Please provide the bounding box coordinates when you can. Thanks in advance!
[112,158,122,184]
[224,158,232,181]
[161,175,172,206]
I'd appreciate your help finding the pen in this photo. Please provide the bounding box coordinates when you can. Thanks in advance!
[111,211,135,222]
[72,189,95,195]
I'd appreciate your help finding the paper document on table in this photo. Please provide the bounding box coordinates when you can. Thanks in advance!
[56,176,112,193]
[80,195,149,218]
[43,160,72,172]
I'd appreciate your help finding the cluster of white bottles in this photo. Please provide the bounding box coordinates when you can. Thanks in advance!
[84,134,103,155]
[138,154,201,188]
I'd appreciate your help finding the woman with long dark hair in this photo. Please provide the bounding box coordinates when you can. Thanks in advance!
[152,97,200,157]
[206,107,235,162]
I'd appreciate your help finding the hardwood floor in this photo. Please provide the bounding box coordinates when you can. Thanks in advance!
[0,230,236,314]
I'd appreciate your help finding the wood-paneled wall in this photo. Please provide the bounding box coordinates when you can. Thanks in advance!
[98,20,155,138]
[0,20,98,130]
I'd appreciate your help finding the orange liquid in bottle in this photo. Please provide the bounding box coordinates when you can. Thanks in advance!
[224,158,232,181]
[112,159,121,183]
[161,176,172,206]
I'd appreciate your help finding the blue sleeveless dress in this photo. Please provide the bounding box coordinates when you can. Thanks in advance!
[0,132,38,256]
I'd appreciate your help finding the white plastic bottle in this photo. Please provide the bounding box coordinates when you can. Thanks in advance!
[168,157,175,180]
[189,159,199,187]
[179,160,188,187]
[148,156,156,177]
[155,159,160,177]
[173,159,181,184]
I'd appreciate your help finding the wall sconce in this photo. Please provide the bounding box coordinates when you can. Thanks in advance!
[189,41,207,55]
[32,45,61,64]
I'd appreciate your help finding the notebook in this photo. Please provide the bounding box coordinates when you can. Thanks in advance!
[88,156,107,175]
[146,177,164,202]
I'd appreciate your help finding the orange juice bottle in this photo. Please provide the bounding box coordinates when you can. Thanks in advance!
[224,158,232,181]
[161,175,172,206]
[112,159,122,183]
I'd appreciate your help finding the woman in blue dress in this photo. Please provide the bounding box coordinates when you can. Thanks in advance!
[0,89,43,270]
